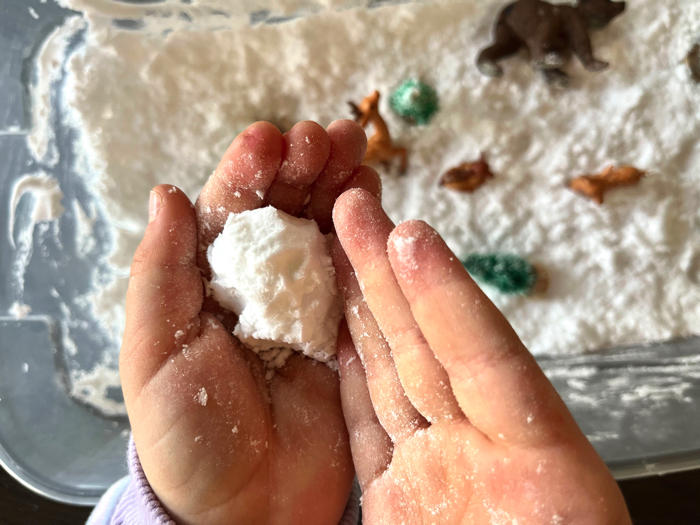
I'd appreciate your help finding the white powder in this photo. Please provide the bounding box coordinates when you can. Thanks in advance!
[27,16,86,164]
[25,0,700,359]
[8,302,32,319]
[9,172,65,248]
[195,387,208,406]
[7,172,65,318]
[208,207,342,363]
[70,360,126,416]
[72,199,98,258]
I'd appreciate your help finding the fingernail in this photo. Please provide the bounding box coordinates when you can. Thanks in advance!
[149,191,162,223]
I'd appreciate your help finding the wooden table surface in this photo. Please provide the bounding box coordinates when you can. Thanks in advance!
[1,465,699,525]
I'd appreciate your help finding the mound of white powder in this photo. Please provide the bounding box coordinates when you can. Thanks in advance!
[208,207,342,364]
[21,0,700,368]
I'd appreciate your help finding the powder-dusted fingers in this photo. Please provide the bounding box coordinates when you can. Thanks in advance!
[304,120,367,233]
[264,121,331,216]
[387,221,583,448]
[333,189,463,423]
[332,238,427,442]
[337,323,393,490]
[121,184,202,398]
[341,165,382,201]
[195,122,283,275]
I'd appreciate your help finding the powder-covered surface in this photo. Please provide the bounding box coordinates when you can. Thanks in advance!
[7,172,65,319]
[9,173,65,248]
[27,0,700,359]
[27,15,86,165]
[208,207,342,363]
[69,360,126,416]
[8,302,32,319]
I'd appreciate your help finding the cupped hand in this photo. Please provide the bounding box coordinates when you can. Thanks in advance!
[332,189,632,525]
[120,121,381,525]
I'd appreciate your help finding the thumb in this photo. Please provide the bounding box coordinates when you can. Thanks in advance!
[120,184,202,401]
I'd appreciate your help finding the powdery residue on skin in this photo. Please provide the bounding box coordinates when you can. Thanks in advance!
[195,387,208,406]
[389,225,442,284]
[389,234,419,276]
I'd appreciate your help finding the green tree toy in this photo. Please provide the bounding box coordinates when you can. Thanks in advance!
[461,253,547,295]
[389,79,439,125]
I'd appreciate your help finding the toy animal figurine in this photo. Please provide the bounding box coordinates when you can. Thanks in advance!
[477,0,626,87]
[686,43,700,83]
[569,165,645,204]
[349,91,408,174]
[439,154,494,192]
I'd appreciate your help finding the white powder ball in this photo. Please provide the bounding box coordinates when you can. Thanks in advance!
[208,206,343,363]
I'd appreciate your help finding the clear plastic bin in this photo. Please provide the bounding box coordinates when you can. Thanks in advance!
[1,0,698,506]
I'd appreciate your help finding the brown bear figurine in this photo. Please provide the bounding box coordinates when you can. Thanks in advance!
[477,0,625,87]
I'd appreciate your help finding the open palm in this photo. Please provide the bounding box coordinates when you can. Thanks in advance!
[119,120,381,525]
[331,189,632,525]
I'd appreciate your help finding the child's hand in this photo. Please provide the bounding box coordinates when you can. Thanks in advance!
[332,190,632,525]
[120,121,380,525]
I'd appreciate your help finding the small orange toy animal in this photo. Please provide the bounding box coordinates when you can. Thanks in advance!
[439,154,495,192]
[349,91,408,174]
[569,165,646,204]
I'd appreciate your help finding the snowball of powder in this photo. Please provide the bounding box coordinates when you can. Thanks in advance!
[208,207,343,362]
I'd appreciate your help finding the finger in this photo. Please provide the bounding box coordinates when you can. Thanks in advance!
[264,121,331,216]
[341,165,382,201]
[304,120,367,233]
[195,121,283,275]
[387,221,583,447]
[332,238,427,442]
[334,189,463,423]
[120,184,202,398]
[337,323,393,490]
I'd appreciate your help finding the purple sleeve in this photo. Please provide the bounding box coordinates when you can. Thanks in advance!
[87,437,175,525]
[88,436,361,525]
